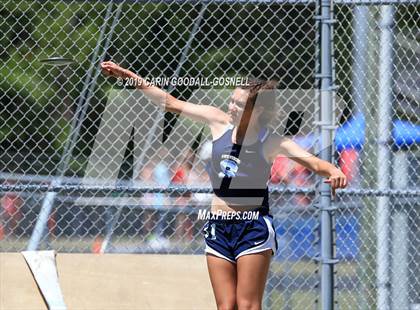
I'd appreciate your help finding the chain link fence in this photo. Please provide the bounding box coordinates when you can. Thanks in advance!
[334,3,420,309]
[1,0,419,309]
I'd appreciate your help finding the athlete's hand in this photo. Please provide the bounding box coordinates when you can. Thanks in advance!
[100,61,133,80]
[324,168,347,200]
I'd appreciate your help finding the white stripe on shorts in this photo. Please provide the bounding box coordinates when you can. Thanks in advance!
[205,245,236,263]
[235,215,277,260]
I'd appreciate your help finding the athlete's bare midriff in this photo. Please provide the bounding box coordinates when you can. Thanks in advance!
[210,195,265,213]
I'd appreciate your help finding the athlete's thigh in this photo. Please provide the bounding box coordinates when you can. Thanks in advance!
[206,254,237,309]
[236,250,271,308]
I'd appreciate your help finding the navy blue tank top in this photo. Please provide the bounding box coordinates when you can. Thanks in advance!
[206,124,272,211]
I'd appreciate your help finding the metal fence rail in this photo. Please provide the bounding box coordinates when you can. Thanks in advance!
[1,0,419,309]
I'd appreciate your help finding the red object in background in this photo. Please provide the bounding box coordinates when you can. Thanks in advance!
[270,155,312,206]
[339,149,359,184]
[92,237,103,254]
[48,210,57,236]
[270,156,291,184]
[171,168,186,184]
[292,164,311,206]
[1,194,21,216]
[171,167,193,240]
[1,193,23,236]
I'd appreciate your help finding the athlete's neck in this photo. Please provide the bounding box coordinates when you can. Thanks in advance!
[232,122,261,146]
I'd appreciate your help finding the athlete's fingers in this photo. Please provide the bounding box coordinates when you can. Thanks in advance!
[336,177,341,188]
[325,176,346,198]
[104,62,119,70]
[103,64,128,79]
[100,63,111,72]
[335,178,341,189]
[102,64,115,72]
[334,177,340,188]
[101,61,114,67]
[101,62,116,71]
[331,178,337,190]
[101,63,126,79]
[324,178,335,199]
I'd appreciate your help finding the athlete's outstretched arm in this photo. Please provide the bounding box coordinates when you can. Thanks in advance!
[265,136,347,198]
[100,61,228,126]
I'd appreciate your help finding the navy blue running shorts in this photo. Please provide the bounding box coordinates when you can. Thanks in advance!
[203,212,278,263]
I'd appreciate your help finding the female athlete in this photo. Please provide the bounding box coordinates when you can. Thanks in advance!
[100,61,347,310]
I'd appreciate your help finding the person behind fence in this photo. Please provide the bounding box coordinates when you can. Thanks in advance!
[0,180,23,239]
[100,61,347,310]
[170,152,195,241]
[137,148,171,250]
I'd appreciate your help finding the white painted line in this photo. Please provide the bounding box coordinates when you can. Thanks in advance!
[21,251,67,310]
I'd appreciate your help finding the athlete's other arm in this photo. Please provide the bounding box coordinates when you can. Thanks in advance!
[100,61,228,131]
[265,136,347,198]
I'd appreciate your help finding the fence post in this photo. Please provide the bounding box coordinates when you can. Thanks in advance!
[27,2,122,251]
[376,5,395,310]
[391,149,409,310]
[317,0,336,309]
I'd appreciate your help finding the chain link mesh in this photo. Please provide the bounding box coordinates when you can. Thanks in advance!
[334,3,420,309]
[0,0,419,309]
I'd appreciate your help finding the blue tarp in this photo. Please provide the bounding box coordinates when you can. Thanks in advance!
[392,120,420,148]
[274,214,360,260]
[334,113,420,150]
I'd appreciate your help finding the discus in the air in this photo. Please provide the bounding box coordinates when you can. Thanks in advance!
[40,57,75,66]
